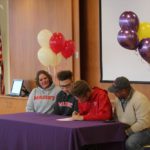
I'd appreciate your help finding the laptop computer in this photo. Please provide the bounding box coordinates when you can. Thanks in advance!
[8,79,24,96]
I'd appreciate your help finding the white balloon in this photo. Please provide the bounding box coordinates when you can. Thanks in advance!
[37,29,52,48]
[37,47,62,67]
[50,51,62,66]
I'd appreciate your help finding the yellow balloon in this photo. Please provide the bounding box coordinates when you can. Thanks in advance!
[137,22,150,41]
[37,29,52,48]
[37,47,62,67]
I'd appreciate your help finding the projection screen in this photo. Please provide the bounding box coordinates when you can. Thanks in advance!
[100,0,150,83]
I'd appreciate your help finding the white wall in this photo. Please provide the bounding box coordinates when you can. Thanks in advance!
[101,0,150,83]
[0,0,10,93]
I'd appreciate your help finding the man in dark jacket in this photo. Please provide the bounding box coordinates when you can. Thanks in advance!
[54,70,78,116]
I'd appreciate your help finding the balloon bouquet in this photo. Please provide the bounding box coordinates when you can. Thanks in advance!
[37,29,75,81]
[117,11,150,64]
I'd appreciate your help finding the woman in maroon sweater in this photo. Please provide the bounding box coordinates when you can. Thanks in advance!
[71,80,112,121]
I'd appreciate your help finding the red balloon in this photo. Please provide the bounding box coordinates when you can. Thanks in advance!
[117,29,139,50]
[61,40,75,59]
[49,32,65,54]
[138,38,150,64]
[119,11,139,31]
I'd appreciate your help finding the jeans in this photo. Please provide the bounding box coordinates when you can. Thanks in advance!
[125,128,150,150]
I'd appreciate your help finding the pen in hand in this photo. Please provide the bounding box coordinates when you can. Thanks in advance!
[72,111,79,116]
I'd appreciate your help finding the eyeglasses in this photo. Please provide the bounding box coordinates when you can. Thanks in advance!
[59,82,72,88]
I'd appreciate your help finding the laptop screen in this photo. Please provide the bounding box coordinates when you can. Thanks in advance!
[10,79,24,96]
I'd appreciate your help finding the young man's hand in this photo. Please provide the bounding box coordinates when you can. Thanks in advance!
[72,111,83,120]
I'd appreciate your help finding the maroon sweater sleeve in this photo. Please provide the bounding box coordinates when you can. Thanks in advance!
[83,88,112,121]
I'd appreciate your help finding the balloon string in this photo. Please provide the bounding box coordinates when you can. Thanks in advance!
[55,55,57,67]
[53,66,57,84]
[66,58,68,67]
[47,66,51,75]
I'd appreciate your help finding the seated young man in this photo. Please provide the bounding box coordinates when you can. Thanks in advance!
[71,80,112,121]
[54,70,78,116]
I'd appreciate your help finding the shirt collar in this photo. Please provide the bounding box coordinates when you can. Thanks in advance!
[126,87,134,101]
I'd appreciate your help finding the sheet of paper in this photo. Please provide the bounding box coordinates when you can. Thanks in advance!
[56,117,74,121]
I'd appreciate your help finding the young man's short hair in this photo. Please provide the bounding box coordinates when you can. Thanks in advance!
[71,80,91,97]
[57,70,73,81]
